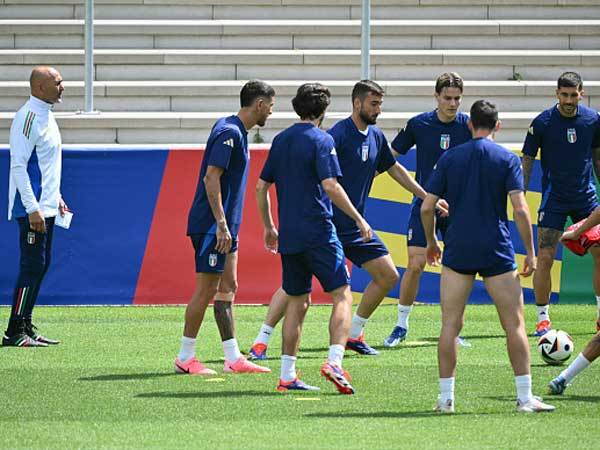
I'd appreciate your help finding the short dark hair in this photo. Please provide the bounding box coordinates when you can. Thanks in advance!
[435,72,464,94]
[470,100,498,131]
[292,83,331,120]
[557,71,583,91]
[351,80,384,102]
[240,80,275,107]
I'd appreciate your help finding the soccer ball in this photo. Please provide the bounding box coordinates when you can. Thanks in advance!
[537,330,574,365]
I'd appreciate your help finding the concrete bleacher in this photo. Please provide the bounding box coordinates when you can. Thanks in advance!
[0,0,599,145]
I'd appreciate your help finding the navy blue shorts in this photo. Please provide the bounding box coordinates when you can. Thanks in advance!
[281,240,350,296]
[339,230,389,268]
[406,205,447,248]
[538,199,599,231]
[190,233,238,274]
[446,261,517,278]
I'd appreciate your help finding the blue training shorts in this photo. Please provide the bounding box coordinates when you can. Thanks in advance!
[538,199,599,231]
[190,233,238,274]
[406,205,447,248]
[281,239,350,296]
[446,260,518,278]
[339,229,389,268]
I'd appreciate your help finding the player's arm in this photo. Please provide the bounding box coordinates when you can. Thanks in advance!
[256,178,278,254]
[10,117,45,232]
[561,206,600,241]
[322,177,372,242]
[521,155,535,194]
[203,165,231,254]
[509,190,536,277]
[420,193,441,266]
[593,145,600,183]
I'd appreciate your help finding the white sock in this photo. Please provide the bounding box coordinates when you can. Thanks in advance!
[280,355,297,382]
[349,314,368,339]
[515,374,533,403]
[254,324,275,346]
[222,338,242,362]
[328,344,345,367]
[596,296,600,318]
[560,353,591,383]
[439,377,455,403]
[178,336,196,362]
[536,304,550,323]
[397,304,413,329]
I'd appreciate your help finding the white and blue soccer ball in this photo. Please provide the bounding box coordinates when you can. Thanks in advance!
[537,330,574,365]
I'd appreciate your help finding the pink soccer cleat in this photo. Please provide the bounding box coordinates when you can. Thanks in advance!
[224,356,271,373]
[174,357,217,376]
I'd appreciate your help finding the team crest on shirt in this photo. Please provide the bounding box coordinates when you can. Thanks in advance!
[567,128,577,144]
[361,143,369,162]
[208,253,218,267]
[440,134,450,150]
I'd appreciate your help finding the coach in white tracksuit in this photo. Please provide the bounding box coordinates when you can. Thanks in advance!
[3,66,67,347]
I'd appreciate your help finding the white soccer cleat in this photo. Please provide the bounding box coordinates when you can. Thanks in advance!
[516,397,555,413]
[434,397,455,414]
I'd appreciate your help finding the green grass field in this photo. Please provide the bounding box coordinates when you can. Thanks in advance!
[1,304,599,450]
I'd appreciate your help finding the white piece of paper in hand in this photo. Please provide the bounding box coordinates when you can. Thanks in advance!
[55,211,73,229]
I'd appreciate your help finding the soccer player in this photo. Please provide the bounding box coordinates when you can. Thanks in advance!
[174,80,274,375]
[549,207,600,394]
[256,82,372,393]
[3,66,67,347]
[522,71,600,336]
[422,99,554,413]
[384,72,471,346]
[248,80,438,359]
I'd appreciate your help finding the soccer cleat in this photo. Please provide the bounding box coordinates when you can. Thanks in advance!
[548,376,569,395]
[248,343,268,360]
[24,321,60,345]
[516,397,555,413]
[174,357,217,376]
[434,397,455,414]
[2,333,48,347]
[320,362,355,395]
[346,333,379,355]
[383,326,407,347]
[456,336,472,348]
[533,319,552,337]
[276,378,321,392]
[224,356,271,373]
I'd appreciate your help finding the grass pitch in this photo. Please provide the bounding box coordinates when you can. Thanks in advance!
[1,304,599,450]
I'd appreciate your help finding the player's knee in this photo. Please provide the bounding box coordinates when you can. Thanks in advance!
[536,252,555,270]
[376,268,400,290]
[406,258,425,276]
[220,279,238,295]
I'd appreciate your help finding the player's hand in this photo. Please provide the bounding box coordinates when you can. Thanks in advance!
[264,226,279,254]
[28,210,46,233]
[425,240,442,266]
[520,253,536,277]
[59,198,68,217]
[215,220,232,254]
[435,199,449,217]
[560,229,580,242]
[356,218,372,242]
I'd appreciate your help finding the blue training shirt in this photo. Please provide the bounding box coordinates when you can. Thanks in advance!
[187,115,249,237]
[391,110,471,206]
[328,117,396,234]
[260,123,342,254]
[426,138,524,271]
[522,104,600,206]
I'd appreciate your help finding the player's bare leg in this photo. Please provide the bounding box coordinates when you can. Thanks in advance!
[532,227,561,336]
[589,246,600,330]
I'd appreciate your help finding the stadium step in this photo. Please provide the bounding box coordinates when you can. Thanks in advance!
[1,48,599,81]
[0,19,599,50]
[1,80,598,113]
[0,111,542,145]
[1,0,599,21]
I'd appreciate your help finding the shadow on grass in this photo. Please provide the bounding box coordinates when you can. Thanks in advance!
[420,334,505,342]
[305,410,482,419]
[544,394,600,403]
[136,390,281,399]
[80,373,178,382]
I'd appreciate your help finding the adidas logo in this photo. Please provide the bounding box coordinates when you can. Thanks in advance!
[330,147,337,155]
[223,138,234,148]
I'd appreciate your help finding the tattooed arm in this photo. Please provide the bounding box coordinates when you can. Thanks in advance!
[522,154,535,194]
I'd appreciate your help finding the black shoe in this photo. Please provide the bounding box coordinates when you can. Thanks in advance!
[24,321,60,345]
[2,332,48,347]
